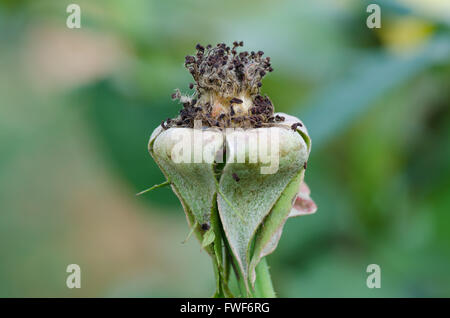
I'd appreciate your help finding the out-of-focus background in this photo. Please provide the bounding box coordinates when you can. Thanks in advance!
[1,0,449,297]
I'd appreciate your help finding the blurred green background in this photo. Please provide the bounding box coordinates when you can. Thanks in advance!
[1,0,449,297]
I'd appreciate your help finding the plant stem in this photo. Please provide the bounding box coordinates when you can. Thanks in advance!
[136,180,170,196]
[253,257,276,298]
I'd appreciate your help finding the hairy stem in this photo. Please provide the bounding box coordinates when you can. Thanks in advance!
[253,257,276,298]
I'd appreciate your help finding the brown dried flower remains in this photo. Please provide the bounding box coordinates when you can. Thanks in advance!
[163,41,285,130]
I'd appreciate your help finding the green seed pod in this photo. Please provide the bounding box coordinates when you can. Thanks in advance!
[147,42,316,296]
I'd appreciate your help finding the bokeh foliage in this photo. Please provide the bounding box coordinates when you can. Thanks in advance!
[0,0,449,297]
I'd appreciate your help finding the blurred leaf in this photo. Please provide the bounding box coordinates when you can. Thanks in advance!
[301,35,450,148]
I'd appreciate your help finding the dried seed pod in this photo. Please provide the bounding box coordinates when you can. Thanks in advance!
[148,42,315,295]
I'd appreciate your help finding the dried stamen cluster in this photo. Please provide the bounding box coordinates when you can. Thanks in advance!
[162,42,285,130]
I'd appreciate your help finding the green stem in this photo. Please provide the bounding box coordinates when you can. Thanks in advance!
[136,180,170,196]
[212,257,225,298]
[253,257,276,298]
